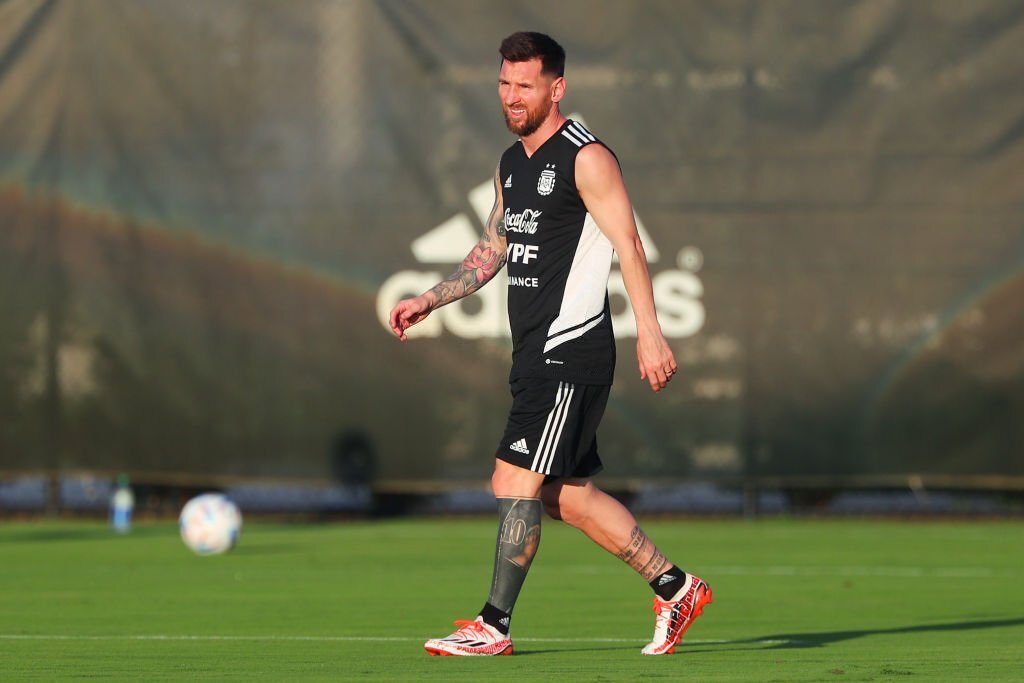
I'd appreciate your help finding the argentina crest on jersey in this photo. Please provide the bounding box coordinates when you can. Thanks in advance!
[537,163,556,196]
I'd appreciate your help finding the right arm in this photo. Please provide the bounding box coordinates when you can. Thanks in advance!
[389,166,507,340]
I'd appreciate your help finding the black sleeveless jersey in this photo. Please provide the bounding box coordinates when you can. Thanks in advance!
[499,119,616,385]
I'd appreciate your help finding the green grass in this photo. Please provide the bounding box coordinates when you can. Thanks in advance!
[0,518,1022,681]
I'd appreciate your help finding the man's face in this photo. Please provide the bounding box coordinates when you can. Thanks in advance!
[498,58,558,137]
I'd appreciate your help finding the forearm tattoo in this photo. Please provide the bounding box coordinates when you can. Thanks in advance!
[616,526,669,581]
[427,238,506,306]
[426,175,507,308]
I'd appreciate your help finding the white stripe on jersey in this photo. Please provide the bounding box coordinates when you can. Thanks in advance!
[543,213,614,353]
[561,128,585,147]
[569,121,596,142]
[531,382,575,475]
[547,313,605,352]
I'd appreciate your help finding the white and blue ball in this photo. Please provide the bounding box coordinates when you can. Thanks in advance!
[179,493,242,555]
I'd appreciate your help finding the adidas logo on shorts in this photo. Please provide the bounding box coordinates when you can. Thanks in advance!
[509,438,530,455]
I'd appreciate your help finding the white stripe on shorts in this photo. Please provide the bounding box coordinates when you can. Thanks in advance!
[531,381,575,475]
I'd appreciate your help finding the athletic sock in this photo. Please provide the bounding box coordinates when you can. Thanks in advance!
[650,565,687,600]
[479,602,512,635]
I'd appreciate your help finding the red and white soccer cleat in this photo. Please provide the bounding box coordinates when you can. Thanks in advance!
[641,573,713,655]
[424,616,514,656]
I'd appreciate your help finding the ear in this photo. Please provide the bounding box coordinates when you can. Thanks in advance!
[550,76,566,103]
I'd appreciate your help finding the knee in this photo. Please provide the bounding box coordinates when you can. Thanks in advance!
[491,463,543,498]
[541,488,563,521]
[559,498,589,528]
[541,487,589,528]
[490,468,511,496]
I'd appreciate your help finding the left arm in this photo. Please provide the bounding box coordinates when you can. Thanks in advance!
[389,165,507,340]
[575,144,677,392]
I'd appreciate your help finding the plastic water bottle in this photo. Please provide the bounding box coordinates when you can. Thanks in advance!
[110,474,135,533]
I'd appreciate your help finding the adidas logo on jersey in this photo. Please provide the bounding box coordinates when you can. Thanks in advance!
[509,439,530,455]
[504,174,512,188]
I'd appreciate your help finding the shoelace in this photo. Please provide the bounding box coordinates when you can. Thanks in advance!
[651,597,671,630]
[651,593,689,634]
[450,619,491,640]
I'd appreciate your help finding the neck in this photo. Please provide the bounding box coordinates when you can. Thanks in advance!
[520,110,567,156]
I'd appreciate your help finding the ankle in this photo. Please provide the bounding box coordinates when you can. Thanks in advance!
[650,565,687,600]
[479,602,512,635]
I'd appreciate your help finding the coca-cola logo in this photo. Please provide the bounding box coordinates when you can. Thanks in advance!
[504,208,542,234]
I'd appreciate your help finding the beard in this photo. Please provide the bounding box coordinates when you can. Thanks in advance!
[503,99,551,137]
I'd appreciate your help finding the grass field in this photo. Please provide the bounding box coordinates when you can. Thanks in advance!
[1,517,1022,681]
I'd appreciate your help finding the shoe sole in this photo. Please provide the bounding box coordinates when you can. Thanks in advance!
[425,645,514,657]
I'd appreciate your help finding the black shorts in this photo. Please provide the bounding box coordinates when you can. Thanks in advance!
[496,378,610,479]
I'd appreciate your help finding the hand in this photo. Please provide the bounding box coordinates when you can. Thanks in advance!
[388,295,432,341]
[637,333,678,393]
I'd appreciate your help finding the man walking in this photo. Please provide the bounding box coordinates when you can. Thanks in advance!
[389,31,711,657]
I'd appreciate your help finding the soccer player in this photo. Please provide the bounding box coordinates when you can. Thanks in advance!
[388,31,711,657]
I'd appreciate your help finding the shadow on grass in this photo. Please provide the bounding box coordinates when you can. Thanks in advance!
[689,617,1024,652]
[424,619,1024,657]
[514,645,637,656]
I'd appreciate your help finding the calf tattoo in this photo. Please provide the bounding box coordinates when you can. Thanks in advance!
[616,526,669,581]
[487,497,542,614]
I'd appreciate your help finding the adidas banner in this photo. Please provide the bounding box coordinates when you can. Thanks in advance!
[0,1,1021,490]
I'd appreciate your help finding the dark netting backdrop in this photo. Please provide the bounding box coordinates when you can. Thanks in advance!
[1,0,1021,487]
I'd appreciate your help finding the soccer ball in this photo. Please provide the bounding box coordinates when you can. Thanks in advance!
[179,493,242,555]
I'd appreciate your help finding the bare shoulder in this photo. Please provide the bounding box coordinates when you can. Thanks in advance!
[576,142,619,170]
[576,143,624,194]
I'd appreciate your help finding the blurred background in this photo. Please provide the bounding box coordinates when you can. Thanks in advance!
[1,0,1021,517]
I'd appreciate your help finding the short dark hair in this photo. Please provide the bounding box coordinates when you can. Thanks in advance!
[499,32,565,77]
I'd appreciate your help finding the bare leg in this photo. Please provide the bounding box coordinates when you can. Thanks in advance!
[479,460,546,627]
[541,478,672,580]
[423,462,549,656]
[541,478,712,656]
[486,497,542,613]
